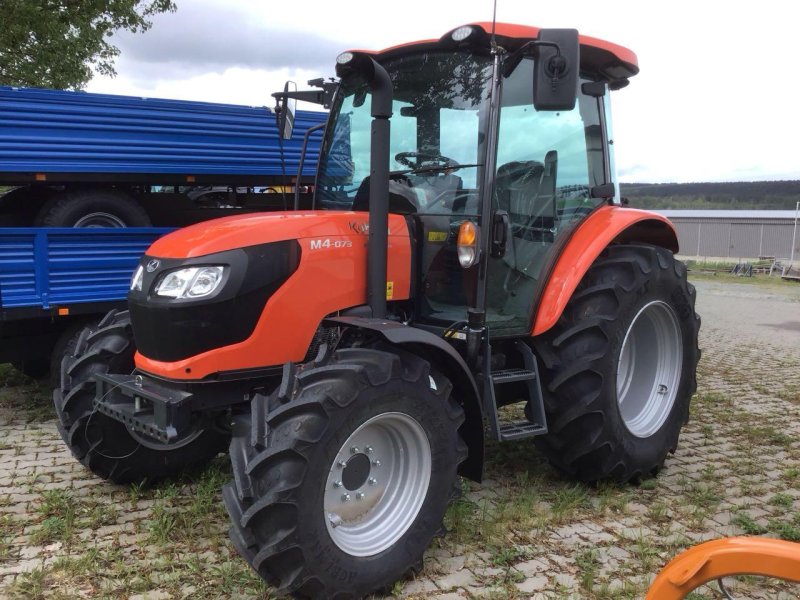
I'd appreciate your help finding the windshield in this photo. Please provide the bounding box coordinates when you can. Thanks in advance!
[316,51,492,215]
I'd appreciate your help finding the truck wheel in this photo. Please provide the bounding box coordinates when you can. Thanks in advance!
[54,309,228,484]
[10,358,49,380]
[534,243,700,483]
[224,347,467,598]
[9,321,95,383]
[35,190,151,227]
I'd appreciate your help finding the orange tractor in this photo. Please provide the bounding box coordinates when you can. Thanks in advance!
[55,23,701,597]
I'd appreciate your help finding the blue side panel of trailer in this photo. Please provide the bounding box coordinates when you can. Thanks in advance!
[0,228,173,310]
[0,87,327,177]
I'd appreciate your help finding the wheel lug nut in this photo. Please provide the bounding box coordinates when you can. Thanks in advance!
[328,512,343,528]
[368,477,377,485]
[333,481,343,488]
[350,446,359,454]
[372,460,381,467]
[365,446,373,454]
[356,492,365,500]
[337,460,347,468]
[341,493,350,502]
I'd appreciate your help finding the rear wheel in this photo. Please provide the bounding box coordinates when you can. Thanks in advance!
[35,190,151,227]
[224,347,467,598]
[54,309,228,484]
[534,243,700,483]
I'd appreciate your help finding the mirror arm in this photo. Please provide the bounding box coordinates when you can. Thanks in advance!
[502,40,562,78]
[273,79,338,109]
[273,89,325,106]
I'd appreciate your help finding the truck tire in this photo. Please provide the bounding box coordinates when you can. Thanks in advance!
[53,309,228,484]
[533,243,700,483]
[10,358,49,380]
[224,347,467,599]
[35,190,151,228]
[9,321,94,384]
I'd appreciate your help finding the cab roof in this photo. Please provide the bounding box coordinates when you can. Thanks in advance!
[349,22,639,84]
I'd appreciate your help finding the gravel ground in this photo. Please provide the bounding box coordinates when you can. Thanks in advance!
[1,274,799,599]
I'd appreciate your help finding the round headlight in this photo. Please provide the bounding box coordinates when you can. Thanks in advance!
[336,52,355,65]
[451,26,474,42]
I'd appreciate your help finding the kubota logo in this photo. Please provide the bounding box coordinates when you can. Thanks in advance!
[348,221,369,235]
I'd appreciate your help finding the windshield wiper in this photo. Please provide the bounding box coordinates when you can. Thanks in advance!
[389,163,483,178]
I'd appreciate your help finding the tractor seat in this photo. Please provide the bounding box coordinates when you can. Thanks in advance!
[494,160,545,218]
[406,172,463,212]
[352,175,419,214]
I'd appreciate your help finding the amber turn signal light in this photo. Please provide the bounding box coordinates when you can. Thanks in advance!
[457,221,479,268]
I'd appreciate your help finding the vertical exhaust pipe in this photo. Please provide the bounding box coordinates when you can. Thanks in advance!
[336,53,393,319]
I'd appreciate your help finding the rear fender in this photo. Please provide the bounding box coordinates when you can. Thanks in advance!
[533,206,679,336]
[326,316,484,482]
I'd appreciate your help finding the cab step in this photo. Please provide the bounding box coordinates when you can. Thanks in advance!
[484,340,548,442]
[498,420,547,441]
[491,368,537,384]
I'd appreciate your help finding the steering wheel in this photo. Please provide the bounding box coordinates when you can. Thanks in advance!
[395,151,459,171]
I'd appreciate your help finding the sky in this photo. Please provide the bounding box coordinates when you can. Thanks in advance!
[85,0,800,184]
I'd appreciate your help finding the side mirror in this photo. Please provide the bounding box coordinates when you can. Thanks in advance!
[533,29,579,111]
[277,81,297,140]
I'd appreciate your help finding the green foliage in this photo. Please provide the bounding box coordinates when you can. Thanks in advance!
[0,0,176,90]
[621,181,800,210]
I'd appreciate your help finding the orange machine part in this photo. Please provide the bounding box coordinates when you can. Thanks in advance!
[135,211,412,380]
[645,537,800,599]
[532,205,678,336]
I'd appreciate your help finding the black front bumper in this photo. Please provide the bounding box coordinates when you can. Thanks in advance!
[93,372,276,443]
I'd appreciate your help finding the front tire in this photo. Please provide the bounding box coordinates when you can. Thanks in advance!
[224,347,467,599]
[54,309,228,484]
[534,243,700,483]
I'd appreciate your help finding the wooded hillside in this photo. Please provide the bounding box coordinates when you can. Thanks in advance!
[621,181,800,210]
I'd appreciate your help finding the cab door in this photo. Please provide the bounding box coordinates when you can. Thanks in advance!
[486,62,609,337]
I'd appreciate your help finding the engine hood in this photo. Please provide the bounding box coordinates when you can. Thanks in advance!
[147,210,409,259]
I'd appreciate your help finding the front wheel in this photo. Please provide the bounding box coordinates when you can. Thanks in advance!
[54,309,229,484]
[534,243,700,483]
[224,347,467,598]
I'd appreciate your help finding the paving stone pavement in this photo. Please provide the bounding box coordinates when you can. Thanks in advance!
[1,276,799,599]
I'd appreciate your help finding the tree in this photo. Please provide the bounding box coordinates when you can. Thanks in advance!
[0,0,176,90]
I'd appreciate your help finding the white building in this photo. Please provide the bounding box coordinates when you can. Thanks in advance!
[652,210,799,261]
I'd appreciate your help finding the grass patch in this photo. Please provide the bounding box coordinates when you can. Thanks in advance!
[768,493,794,508]
[31,489,77,545]
[575,547,600,592]
[732,513,768,535]
[738,424,794,448]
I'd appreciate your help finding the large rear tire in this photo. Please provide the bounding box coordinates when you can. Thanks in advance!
[54,309,228,484]
[224,347,467,599]
[35,190,151,228]
[534,243,700,483]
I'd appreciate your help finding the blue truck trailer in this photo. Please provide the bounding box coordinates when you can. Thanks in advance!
[0,87,326,377]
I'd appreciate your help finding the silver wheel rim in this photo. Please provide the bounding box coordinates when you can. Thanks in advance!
[616,300,683,438]
[324,411,431,557]
[73,212,126,228]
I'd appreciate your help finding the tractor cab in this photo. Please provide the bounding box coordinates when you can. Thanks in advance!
[286,24,638,339]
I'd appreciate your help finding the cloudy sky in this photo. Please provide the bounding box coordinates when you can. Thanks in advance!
[86,0,799,183]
